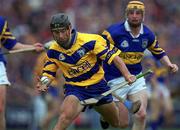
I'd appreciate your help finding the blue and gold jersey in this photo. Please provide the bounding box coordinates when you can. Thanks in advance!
[102,21,166,81]
[143,56,168,83]
[42,29,120,87]
[33,52,63,86]
[0,16,17,64]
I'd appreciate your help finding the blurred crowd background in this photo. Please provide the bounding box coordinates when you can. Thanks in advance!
[0,0,180,130]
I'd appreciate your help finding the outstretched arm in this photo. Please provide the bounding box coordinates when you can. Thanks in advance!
[12,42,44,52]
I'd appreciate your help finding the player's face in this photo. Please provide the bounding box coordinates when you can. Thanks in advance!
[127,9,143,28]
[52,26,71,48]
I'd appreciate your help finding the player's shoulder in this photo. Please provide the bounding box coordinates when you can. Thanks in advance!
[0,16,5,21]
[106,22,125,35]
[48,40,59,50]
[78,32,104,41]
[47,41,59,58]
[0,16,6,25]
[142,24,156,41]
[78,31,101,37]
[108,22,124,31]
[143,24,154,35]
[0,16,7,34]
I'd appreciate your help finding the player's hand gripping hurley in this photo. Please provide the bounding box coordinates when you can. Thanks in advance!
[1,41,53,55]
[80,69,153,105]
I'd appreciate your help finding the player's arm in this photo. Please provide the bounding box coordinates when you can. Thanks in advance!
[12,42,44,52]
[101,30,135,81]
[36,51,58,92]
[113,55,135,84]
[147,33,178,73]
[160,55,178,73]
[94,36,136,84]
[102,30,116,45]
[33,53,47,86]
[1,18,44,52]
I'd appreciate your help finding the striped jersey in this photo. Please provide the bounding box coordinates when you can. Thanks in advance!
[34,52,64,86]
[42,29,120,87]
[102,21,166,81]
[0,16,17,64]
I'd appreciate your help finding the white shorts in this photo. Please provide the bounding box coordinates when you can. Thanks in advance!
[0,62,11,86]
[108,75,147,100]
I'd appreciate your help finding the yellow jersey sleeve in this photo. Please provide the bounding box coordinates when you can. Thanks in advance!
[94,35,121,64]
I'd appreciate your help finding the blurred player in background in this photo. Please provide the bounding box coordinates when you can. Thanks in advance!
[36,13,136,130]
[0,16,44,130]
[101,1,178,130]
[143,55,175,130]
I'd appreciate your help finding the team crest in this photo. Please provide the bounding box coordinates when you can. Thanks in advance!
[77,48,86,57]
[121,40,129,48]
[142,39,148,48]
[59,53,65,61]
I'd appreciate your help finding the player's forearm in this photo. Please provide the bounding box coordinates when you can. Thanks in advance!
[160,55,178,73]
[160,55,172,67]
[113,56,131,79]
[12,42,35,50]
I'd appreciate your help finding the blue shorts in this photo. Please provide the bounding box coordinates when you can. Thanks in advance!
[48,86,60,98]
[64,80,113,106]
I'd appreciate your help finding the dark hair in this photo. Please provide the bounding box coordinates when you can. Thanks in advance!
[50,13,71,31]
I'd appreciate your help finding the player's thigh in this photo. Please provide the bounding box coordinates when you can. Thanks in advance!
[94,102,119,124]
[0,85,6,111]
[116,101,129,127]
[149,97,161,120]
[159,85,174,112]
[163,97,174,112]
[60,95,84,119]
[129,89,148,107]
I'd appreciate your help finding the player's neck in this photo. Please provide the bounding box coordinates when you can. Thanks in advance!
[130,26,141,37]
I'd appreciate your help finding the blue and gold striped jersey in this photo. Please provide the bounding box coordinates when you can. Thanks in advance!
[0,16,17,64]
[102,21,166,81]
[143,56,168,84]
[42,29,120,87]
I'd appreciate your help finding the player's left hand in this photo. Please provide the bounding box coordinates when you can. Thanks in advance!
[36,82,49,92]
[36,76,49,92]
[169,64,178,73]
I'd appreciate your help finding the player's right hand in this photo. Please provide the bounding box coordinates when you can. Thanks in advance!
[36,82,49,92]
[36,76,49,92]
[125,74,136,85]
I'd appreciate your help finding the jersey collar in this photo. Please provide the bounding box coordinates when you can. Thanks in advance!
[124,20,144,38]
[69,29,77,47]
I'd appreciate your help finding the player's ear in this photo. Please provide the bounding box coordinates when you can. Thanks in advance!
[68,25,72,30]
